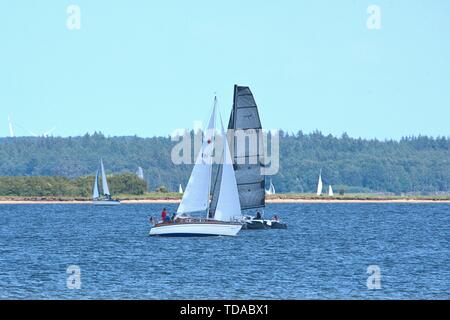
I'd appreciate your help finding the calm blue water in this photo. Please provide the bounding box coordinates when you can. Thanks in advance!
[0,203,448,299]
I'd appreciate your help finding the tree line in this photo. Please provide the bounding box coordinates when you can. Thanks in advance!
[0,131,449,195]
[0,173,147,197]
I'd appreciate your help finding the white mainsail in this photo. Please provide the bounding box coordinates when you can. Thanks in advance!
[92,170,100,199]
[328,185,334,196]
[177,102,217,215]
[213,114,242,222]
[178,184,184,194]
[100,158,110,196]
[316,170,323,196]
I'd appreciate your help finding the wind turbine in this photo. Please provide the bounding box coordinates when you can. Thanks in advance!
[7,116,56,137]
[8,116,14,137]
[23,126,56,137]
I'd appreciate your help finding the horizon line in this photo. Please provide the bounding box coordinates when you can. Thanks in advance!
[1,130,449,142]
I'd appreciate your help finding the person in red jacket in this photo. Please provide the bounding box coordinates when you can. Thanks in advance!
[161,208,168,222]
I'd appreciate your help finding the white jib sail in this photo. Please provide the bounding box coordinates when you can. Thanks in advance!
[316,170,323,196]
[328,185,334,196]
[179,184,184,194]
[213,113,242,222]
[177,102,217,215]
[93,170,100,199]
[100,158,110,196]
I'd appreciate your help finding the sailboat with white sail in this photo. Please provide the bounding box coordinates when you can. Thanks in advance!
[178,184,184,194]
[149,98,243,237]
[316,170,323,196]
[328,185,334,196]
[92,159,121,206]
[265,179,276,195]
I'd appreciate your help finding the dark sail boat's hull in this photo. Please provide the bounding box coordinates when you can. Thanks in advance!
[266,220,287,229]
[242,220,267,230]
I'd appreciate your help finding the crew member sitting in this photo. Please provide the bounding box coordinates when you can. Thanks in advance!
[161,208,168,222]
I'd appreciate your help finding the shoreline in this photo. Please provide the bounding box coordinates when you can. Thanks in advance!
[0,198,449,204]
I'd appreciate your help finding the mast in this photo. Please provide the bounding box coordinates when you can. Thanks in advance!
[205,96,218,218]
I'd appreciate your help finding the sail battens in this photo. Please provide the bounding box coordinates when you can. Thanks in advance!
[229,85,265,211]
[236,181,265,187]
[234,105,259,109]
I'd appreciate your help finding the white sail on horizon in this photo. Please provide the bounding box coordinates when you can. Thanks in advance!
[178,184,184,194]
[177,100,217,215]
[316,170,323,196]
[270,179,276,195]
[92,170,100,199]
[328,185,334,196]
[136,167,144,180]
[265,179,276,195]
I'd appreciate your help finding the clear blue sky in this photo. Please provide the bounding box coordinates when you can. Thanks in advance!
[1,1,449,139]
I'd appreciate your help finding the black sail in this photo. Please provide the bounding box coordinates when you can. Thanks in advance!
[209,85,265,217]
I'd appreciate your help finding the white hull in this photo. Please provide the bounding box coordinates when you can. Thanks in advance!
[92,200,121,206]
[149,222,242,237]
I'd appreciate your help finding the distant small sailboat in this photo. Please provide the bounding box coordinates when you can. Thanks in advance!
[316,170,323,196]
[149,97,243,237]
[178,184,184,194]
[265,179,276,195]
[136,167,144,180]
[328,185,334,196]
[92,159,120,206]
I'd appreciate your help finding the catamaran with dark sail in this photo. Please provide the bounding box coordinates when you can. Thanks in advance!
[210,85,286,230]
[92,159,121,206]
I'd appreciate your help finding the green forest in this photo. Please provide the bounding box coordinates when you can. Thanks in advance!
[0,173,147,198]
[0,131,449,195]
